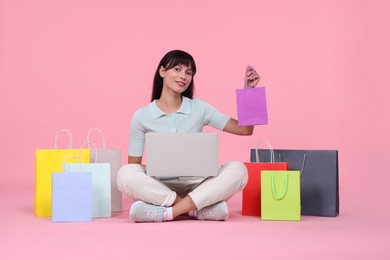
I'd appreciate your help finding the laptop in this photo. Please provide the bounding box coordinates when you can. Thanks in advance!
[145,132,219,177]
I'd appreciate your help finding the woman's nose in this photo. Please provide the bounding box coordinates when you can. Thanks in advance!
[179,71,187,79]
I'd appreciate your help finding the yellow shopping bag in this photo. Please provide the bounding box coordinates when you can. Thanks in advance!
[34,129,90,217]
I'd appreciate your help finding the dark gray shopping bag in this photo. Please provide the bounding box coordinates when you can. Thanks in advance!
[251,149,339,217]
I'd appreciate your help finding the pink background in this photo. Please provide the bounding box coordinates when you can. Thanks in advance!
[1,0,389,259]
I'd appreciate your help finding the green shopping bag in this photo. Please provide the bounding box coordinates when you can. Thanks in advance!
[261,170,301,221]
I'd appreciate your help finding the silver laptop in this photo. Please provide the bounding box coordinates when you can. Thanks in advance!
[145,132,219,177]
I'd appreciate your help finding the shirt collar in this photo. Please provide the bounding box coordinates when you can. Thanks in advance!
[149,96,192,119]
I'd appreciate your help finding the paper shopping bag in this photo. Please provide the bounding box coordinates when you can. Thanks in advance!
[236,87,268,126]
[242,142,287,216]
[64,142,111,218]
[236,69,268,126]
[35,129,90,217]
[261,170,301,221]
[252,149,339,217]
[52,156,92,222]
[87,128,122,212]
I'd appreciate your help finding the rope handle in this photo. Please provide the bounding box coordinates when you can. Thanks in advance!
[79,142,98,163]
[62,155,81,172]
[54,129,73,149]
[61,143,96,173]
[255,141,275,163]
[86,128,106,149]
[277,153,307,176]
[271,173,288,200]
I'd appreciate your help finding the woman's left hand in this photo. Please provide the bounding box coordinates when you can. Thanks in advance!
[245,65,260,88]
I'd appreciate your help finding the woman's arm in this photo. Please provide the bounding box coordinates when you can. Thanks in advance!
[223,118,254,136]
[128,156,142,164]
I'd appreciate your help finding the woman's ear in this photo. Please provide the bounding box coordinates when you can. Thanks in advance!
[159,66,165,77]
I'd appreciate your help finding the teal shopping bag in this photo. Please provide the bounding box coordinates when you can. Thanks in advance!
[261,170,301,221]
[64,142,111,218]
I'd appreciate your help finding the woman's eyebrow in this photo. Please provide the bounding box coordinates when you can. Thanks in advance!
[177,64,192,70]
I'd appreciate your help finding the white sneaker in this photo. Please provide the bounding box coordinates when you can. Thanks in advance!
[196,201,229,221]
[130,201,166,222]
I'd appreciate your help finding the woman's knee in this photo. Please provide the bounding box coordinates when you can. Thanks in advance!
[117,164,143,192]
[234,161,249,186]
[221,161,248,186]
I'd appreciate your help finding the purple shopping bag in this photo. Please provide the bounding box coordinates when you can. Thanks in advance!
[236,86,268,126]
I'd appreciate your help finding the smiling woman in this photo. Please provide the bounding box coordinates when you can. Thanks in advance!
[117,49,261,223]
[1,0,389,257]
[151,50,197,102]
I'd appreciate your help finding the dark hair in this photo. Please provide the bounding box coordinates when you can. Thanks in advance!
[151,50,197,101]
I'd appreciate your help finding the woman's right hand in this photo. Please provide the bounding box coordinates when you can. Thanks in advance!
[245,65,260,88]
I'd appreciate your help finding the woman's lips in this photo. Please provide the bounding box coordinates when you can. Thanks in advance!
[176,81,185,87]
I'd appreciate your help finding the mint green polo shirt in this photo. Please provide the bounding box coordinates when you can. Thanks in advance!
[128,97,231,157]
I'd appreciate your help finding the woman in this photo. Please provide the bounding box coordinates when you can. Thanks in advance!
[117,50,260,222]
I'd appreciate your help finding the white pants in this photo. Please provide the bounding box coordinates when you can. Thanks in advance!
[117,161,248,210]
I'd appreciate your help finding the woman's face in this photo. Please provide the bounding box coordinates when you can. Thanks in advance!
[160,64,193,95]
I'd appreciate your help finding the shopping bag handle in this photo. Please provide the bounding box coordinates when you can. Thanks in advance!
[271,173,288,200]
[62,155,81,172]
[80,142,98,163]
[277,153,307,175]
[54,129,73,149]
[86,128,106,149]
[255,141,275,163]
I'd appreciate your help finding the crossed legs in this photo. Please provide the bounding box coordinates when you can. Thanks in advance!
[117,161,248,222]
